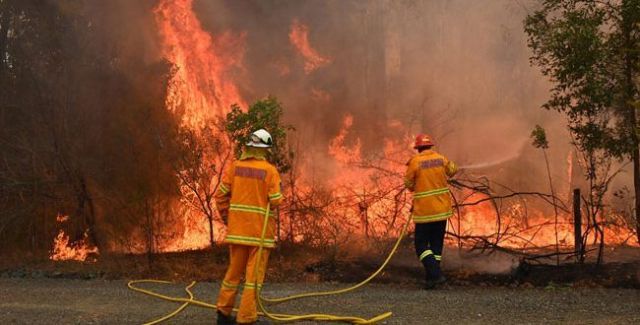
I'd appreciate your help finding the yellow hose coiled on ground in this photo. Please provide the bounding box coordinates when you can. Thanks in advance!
[128,203,412,324]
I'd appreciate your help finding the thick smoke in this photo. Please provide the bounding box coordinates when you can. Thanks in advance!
[188,0,581,191]
[6,0,634,258]
[67,0,632,252]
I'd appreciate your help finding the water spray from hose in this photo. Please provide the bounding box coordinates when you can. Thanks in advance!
[457,138,526,170]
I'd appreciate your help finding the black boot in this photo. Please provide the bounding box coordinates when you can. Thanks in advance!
[217,311,237,325]
[423,267,431,287]
[425,274,447,290]
[422,258,436,289]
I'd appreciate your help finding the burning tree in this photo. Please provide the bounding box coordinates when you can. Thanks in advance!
[174,124,231,249]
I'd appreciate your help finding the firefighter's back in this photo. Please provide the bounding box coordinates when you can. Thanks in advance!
[225,158,281,248]
[408,150,456,223]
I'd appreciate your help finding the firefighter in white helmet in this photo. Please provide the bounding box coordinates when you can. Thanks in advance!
[215,128,283,325]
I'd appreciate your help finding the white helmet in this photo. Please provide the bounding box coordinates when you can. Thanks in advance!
[246,129,273,148]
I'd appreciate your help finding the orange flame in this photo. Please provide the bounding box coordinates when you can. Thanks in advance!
[147,3,636,252]
[150,0,250,252]
[50,215,99,262]
[328,114,361,165]
[56,213,69,223]
[449,191,638,248]
[289,19,331,74]
[155,0,246,128]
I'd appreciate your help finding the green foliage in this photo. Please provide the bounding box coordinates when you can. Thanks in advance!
[225,96,294,172]
[524,0,640,158]
[531,125,550,149]
[526,0,640,246]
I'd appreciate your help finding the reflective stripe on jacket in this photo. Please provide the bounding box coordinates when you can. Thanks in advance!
[404,150,457,224]
[215,157,283,247]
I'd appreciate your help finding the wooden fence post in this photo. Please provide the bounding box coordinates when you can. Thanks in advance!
[573,188,582,262]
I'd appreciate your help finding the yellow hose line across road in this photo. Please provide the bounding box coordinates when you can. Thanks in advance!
[128,203,412,324]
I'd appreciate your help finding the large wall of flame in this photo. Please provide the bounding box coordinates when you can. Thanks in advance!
[75,0,638,247]
[188,1,576,190]
[5,0,634,256]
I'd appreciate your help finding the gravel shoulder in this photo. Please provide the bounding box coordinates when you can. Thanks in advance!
[1,278,639,324]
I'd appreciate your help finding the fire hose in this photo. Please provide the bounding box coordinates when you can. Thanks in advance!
[128,203,412,324]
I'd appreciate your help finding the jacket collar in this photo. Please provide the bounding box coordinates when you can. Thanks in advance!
[418,149,434,156]
[240,147,267,161]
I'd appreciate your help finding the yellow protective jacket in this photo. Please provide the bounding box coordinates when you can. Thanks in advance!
[216,156,283,248]
[404,150,457,223]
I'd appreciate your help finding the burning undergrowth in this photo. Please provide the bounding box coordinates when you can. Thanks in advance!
[46,0,638,261]
[4,244,640,289]
[1,0,637,273]
[50,214,99,263]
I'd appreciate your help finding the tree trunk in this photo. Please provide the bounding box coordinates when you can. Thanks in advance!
[78,176,102,250]
[145,199,156,269]
[543,149,560,266]
[634,146,640,244]
[621,0,640,244]
[573,189,583,263]
[207,210,215,248]
[0,5,11,76]
[205,193,215,248]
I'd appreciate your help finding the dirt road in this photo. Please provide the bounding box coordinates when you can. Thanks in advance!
[1,278,638,324]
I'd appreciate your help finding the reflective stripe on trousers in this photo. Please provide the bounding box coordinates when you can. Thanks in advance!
[419,250,442,262]
[216,245,271,324]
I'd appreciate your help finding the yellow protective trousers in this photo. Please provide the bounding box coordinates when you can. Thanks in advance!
[216,244,271,324]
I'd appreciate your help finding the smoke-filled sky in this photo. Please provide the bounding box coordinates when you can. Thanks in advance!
[189,1,572,180]
[31,0,634,252]
[83,0,632,195]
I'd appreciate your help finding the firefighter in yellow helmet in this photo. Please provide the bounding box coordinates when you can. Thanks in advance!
[404,133,457,289]
[215,129,283,325]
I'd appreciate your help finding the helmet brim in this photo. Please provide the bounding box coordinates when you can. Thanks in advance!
[246,141,271,148]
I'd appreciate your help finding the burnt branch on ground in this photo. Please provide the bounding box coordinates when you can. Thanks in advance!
[450,178,570,213]
[446,176,634,264]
